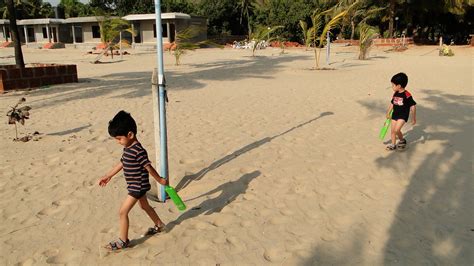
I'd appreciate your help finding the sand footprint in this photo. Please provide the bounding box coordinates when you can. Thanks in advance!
[225,236,246,253]
[44,249,85,264]
[36,199,73,217]
[18,258,36,266]
[263,247,288,263]
[210,214,234,227]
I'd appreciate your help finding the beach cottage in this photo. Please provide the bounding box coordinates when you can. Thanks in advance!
[17,18,67,47]
[0,13,206,49]
[122,13,207,49]
[63,16,108,49]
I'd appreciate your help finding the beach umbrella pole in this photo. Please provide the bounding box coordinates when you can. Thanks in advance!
[153,0,169,202]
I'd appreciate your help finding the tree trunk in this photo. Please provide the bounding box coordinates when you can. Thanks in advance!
[6,0,25,69]
[388,0,396,38]
[350,20,355,41]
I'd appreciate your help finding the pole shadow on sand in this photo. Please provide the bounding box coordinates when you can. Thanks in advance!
[128,170,260,247]
[165,170,261,232]
[303,89,473,265]
[175,111,334,191]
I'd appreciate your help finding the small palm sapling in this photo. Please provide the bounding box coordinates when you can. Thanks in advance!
[6,97,31,141]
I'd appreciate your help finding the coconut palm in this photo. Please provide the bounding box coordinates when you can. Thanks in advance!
[303,3,355,69]
[172,25,222,66]
[248,25,282,56]
[238,0,255,37]
[299,20,312,49]
[5,0,24,68]
[98,17,134,59]
[358,23,378,59]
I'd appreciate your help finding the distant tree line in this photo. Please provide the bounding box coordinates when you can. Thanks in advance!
[1,0,473,44]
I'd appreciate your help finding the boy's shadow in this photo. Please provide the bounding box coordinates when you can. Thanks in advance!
[167,170,260,232]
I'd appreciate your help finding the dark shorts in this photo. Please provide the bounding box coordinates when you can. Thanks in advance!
[129,190,147,199]
[392,112,409,122]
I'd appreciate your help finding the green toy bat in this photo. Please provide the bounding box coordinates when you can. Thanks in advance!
[165,186,186,211]
[379,110,393,140]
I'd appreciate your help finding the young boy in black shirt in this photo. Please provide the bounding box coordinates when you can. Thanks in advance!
[386,72,417,150]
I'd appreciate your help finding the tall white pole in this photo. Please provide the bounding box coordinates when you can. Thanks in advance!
[71,25,75,44]
[326,31,330,65]
[119,31,123,60]
[23,26,28,44]
[154,0,169,202]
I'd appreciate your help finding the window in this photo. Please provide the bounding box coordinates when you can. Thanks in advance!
[92,25,101,38]
[42,27,48,38]
[153,24,168,38]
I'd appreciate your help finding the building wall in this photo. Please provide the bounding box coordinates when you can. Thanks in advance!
[140,20,171,43]
[81,22,101,43]
[1,25,10,42]
[0,15,207,46]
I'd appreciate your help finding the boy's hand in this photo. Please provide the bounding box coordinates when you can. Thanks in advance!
[386,112,392,119]
[158,177,168,186]
[98,176,111,187]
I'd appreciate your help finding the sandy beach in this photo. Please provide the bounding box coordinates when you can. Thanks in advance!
[0,44,472,265]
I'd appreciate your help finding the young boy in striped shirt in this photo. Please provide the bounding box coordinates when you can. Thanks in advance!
[98,110,168,250]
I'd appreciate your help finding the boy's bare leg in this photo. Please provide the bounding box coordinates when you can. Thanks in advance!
[390,119,397,145]
[394,119,406,141]
[138,196,165,227]
[119,195,139,241]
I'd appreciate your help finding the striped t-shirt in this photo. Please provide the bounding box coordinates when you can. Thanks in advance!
[121,142,152,194]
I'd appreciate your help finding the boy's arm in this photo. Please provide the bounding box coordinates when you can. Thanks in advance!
[411,105,416,125]
[144,164,168,186]
[99,162,123,186]
[386,104,393,119]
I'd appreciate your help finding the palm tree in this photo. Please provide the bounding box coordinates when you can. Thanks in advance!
[238,0,255,37]
[248,25,282,56]
[98,17,134,59]
[171,26,222,65]
[358,23,378,59]
[303,4,352,69]
[299,20,312,49]
[5,0,24,68]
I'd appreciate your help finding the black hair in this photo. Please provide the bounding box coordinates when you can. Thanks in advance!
[391,72,408,88]
[108,110,137,137]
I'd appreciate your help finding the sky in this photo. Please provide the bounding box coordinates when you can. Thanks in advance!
[45,0,90,6]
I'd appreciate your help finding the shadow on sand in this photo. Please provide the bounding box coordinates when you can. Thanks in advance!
[166,170,261,232]
[16,54,309,110]
[303,89,473,265]
[175,111,334,191]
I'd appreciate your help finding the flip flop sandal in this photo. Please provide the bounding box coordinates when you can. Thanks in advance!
[106,238,129,251]
[146,224,166,235]
[386,144,397,151]
[397,139,407,148]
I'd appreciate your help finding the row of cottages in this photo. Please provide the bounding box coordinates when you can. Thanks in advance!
[0,13,207,49]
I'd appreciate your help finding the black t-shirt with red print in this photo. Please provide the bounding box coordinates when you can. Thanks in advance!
[391,90,416,122]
